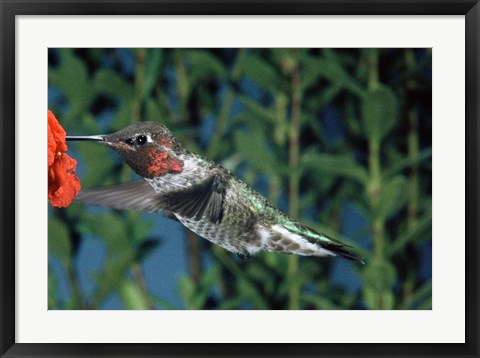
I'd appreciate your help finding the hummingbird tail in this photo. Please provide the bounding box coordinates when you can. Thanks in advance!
[317,240,365,264]
[267,223,364,264]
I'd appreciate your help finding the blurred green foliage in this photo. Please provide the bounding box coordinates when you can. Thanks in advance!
[48,48,432,310]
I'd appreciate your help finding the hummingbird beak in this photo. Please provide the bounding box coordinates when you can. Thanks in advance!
[66,135,105,142]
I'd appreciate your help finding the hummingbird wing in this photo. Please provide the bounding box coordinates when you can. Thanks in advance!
[76,174,226,224]
[158,173,226,224]
[75,180,166,213]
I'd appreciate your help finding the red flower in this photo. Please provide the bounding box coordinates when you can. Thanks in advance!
[48,110,81,207]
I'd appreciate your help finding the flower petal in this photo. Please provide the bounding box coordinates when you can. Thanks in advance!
[48,110,67,153]
[48,153,81,208]
[48,110,81,208]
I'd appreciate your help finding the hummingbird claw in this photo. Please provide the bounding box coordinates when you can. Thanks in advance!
[237,252,251,261]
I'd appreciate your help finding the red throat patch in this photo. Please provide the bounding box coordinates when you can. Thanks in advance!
[147,147,183,177]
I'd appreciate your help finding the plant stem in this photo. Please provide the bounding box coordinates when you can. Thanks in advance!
[67,263,84,309]
[174,49,204,286]
[214,248,269,309]
[59,209,86,309]
[186,230,202,285]
[367,49,379,90]
[132,263,154,309]
[175,49,189,119]
[206,49,243,301]
[407,111,419,228]
[133,48,147,123]
[366,49,386,309]
[405,49,420,231]
[207,49,243,159]
[369,140,384,259]
[287,50,301,310]
[403,49,420,304]
[207,91,235,159]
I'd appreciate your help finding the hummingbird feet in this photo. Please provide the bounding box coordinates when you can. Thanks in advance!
[237,252,252,261]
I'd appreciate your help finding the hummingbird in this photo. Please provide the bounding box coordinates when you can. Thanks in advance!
[66,121,363,263]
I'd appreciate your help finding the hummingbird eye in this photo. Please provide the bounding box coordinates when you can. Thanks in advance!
[124,134,149,147]
[135,135,147,146]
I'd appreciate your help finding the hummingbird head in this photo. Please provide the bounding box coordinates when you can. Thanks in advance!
[67,121,185,179]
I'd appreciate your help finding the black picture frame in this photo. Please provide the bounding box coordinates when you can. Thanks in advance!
[1,1,478,357]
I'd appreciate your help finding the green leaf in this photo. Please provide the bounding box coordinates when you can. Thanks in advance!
[361,85,398,143]
[302,56,365,97]
[237,53,287,93]
[398,280,432,309]
[48,267,59,309]
[179,276,208,310]
[71,112,102,135]
[178,276,195,308]
[119,280,149,310]
[94,69,134,101]
[143,48,163,98]
[145,98,166,122]
[129,212,155,244]
[389,210,432,257]
[148,293,178,310]
[216,297,245,310]
[363,258,397,309]
[236,279,269,309]
[237,95,278,126]
[233,127,285,177]
[49,49,94,118]
[345,108,362,138]
[300,152,368,185]
[418,297,432,310]
[76,142,116,188]
[378,175,408,220]
[91,250,136,308]
[364,288,394,310]
[302,293,342,310]
[273,93,289,146]
[246,262,275,293]
[212,248,270,309]
[363,258,396,291]
[384,148,432,179]
[48,218,72,268]
[187,50,228,84]
[83,213,130,250]
[179,266,219,309]
[110,99,136,129]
